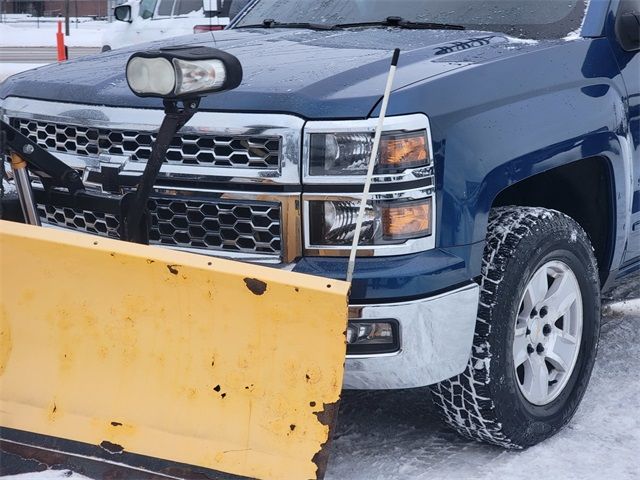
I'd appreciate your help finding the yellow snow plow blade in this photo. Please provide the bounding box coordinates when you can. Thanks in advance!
[0,220,349,480]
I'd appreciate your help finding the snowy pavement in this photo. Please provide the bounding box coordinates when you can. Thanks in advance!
[2,288,639,480]
[326,295,640,480]
[0,47,101,62]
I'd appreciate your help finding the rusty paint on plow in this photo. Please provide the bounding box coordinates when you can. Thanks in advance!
[243,278,268,295]
[311,401,341,479]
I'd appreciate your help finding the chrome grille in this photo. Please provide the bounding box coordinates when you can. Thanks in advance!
[37,198,282,256]
[10,118,281,169]
[37,205,121,238]
[148,198,281,255]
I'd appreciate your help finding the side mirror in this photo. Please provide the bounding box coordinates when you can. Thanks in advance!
[126,46,243,99]
[616,11,640,52]
[114,4,132,23]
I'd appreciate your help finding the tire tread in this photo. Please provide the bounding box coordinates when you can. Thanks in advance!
[429,206,595,449]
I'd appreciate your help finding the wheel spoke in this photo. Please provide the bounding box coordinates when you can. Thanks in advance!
[513,328,529,367]
[545,350,569,373]
[556,328,578,345]
[545,274,577,321]
[524,266,548,308]
[548,331,577,373]
[524,356,549,404]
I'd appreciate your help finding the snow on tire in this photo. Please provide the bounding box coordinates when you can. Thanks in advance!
[430,206,601,449]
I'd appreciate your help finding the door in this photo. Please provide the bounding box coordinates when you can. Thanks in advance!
[166,0,205,37]
[143,0,176,42]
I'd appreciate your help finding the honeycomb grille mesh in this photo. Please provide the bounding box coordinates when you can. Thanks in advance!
[37,198,282,256]
[148,198,281,255]
[10,118,281,169]
[37,205,121,239]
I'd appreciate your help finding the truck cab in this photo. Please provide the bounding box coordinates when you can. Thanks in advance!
[2,0,639,449]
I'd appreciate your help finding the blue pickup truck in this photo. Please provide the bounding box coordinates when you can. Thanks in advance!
[1,0,638,449]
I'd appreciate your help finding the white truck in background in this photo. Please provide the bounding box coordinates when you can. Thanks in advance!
[102,0,250,51]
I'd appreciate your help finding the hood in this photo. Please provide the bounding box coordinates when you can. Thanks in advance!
[0,28,546,119]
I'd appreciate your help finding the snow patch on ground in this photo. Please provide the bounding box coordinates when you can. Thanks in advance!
[0,20,106,47]
[3,471,92,480]
[325,278,640,480]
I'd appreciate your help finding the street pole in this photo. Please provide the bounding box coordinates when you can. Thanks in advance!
[65,0,70,36]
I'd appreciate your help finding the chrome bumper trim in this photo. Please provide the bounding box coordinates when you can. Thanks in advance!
[344,283,479,389]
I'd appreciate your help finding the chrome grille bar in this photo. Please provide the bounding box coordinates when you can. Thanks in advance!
[37,197,283,257]
[11,118,281,169]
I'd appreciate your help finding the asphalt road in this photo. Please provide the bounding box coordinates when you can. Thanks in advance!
[0,46,101,63]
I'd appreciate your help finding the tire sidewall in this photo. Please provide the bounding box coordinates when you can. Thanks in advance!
[487,222,600,445]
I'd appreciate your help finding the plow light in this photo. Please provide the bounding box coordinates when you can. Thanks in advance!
[126,46,243,99]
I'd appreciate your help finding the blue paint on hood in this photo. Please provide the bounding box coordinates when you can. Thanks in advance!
[0,28,544,119]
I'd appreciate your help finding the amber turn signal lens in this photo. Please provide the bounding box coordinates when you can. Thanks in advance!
[380,132,429,171]
[382,199,432,240]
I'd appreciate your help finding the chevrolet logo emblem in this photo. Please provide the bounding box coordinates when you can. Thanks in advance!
[84,164,123,193]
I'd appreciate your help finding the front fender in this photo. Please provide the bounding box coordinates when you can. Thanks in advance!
[378,37,632,277]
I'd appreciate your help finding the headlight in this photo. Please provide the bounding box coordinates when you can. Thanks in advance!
[308,130,429,176]
[308,197,432,247]
[303,115,436,257]
[126,46,242,99]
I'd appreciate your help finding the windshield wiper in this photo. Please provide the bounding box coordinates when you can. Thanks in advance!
[235,18,335,30]
[236,16,464,32]
[333,16,465,31]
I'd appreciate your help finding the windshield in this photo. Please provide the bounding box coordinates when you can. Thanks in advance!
[234,0,588,39]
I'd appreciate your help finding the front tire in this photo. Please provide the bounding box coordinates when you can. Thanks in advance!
[430,206,601,448]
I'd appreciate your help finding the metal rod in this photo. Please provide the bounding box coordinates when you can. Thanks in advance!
[346,49,400,284]
[10,153,41,226]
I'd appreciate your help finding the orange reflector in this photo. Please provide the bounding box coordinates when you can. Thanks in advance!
[382,199,432,240]
[380,132,429,170]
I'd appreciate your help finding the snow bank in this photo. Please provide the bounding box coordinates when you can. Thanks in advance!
[0,21,106,47]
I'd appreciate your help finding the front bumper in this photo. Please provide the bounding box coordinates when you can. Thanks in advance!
[344,282,479,389]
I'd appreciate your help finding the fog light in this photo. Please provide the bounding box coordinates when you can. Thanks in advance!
[346,320,399,355]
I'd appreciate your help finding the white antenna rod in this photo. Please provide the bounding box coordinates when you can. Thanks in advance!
[346,48,400,284]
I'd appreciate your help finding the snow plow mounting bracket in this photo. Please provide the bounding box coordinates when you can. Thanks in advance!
[1,119,86,194]
[1,98,198,244]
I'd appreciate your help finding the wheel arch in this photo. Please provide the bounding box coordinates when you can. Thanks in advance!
[491,156,616,286]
